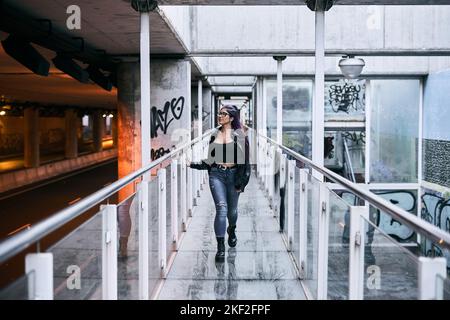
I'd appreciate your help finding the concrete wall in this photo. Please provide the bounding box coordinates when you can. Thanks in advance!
[150,59,191,161]
[191,6,450,51]
[159,6,192,51]
[423,70,450,188]
[202,87,212,132]
[0,116,23,156]
[173,5,450,75]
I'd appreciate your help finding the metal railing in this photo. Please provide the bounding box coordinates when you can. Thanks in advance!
[255,130,450,250]
[253,128,449,300]
[0,131,211,265]
[0,129,213,300]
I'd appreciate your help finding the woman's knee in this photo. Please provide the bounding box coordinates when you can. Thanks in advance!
[215,200,228,214]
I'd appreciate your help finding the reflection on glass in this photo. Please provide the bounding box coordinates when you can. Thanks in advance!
[324,130,365,183]
[118,193,139,300]
[361,215,419,300]
[0,271,34,300]
[370,79,420,183]
[48,211,102,300]
[370,189,418,243]
[327,191,350,300]
[304,174,320,298]
[266,79,312,158]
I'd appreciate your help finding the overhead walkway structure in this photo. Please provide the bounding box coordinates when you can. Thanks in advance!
[0,128,449,300]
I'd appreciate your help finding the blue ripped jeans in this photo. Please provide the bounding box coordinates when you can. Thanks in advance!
[209,166,240,237]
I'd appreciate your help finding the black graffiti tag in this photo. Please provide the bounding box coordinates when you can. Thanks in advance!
[328,83,364,113]
[151,147,171,161]
[151,96,185,138]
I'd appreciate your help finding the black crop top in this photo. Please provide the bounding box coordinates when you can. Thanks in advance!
[209,141,245,165]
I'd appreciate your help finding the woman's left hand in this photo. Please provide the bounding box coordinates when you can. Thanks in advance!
[235,188,242,193]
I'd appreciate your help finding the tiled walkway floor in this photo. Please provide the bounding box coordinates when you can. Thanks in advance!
[158,173,306,300]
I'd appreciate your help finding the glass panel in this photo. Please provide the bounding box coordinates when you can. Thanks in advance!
[361,215,419,299]
[292,166,301,267]
[370,189,418,244]
[148,175,160,296]
[0,270,34,300]
[278,152,289,236]
[441,275,450,300]
[327,190,351,300]
[48,210,102,300]
[325,79,366,121]
[324,130,365,183]
[272,148,281,222]
[370,79,420,183]
[266,79,313,158]
[118,193,139,300]
[303,174,320,299]
[177,160,184,240]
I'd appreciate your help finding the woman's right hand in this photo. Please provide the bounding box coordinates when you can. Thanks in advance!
[186,159,191,167]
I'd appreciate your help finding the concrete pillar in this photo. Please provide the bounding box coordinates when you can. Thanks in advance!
[117,62,142,202]
[65,108,78,159]
[111,115,118,148]
[313,11,325,180]
[93,110,104,152]
[203,87,212,131]
[197,79,203,139]
[24,107,39,168]
[274,56,286,146]
[116,59,191,201]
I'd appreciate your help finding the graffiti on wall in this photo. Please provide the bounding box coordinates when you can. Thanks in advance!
[151,146,172,161]
[0,133,23,155]
[151,96,185,138]
[327,81,365,114]
[421,192,450,265]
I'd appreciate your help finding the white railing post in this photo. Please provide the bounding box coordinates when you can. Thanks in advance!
[349,206,366,300]
[287,160,295,251]
[195,141,203,197]
[278,153,287,220]
[317,183,330,300]
[418,257,447,300]
[256,137,260,178]
[158,169,167,278]
[268,146,275,205]
[187,164,193,218]
[25,253,53,300]
[181,153,187,231]
[101,204,118,300]
[299,169,309,279]
[171,159,178,250]
[138,181,149,300]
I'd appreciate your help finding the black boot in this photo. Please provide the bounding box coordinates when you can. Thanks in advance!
[216,237,225,261]
[227,225,237,247]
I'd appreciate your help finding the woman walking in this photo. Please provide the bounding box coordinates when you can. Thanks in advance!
[188,105,251,261]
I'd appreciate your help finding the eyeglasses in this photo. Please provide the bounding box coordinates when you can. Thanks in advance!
[218,112,229,117]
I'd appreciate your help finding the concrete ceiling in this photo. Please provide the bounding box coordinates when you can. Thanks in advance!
[0,0,195,108]
[0,37,117,108]
[3,0,188,56]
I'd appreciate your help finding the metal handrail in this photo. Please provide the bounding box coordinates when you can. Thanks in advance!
[255,129,450,250]
[0,130,213,264]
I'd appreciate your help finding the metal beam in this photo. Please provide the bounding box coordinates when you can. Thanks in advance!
[0,1,115,71]
[188,49,450,57]
[157,0,450,5]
